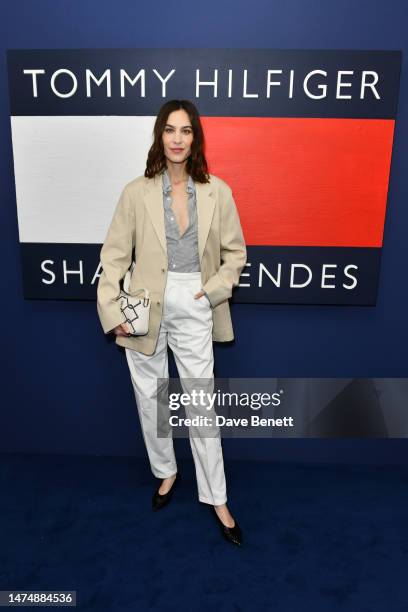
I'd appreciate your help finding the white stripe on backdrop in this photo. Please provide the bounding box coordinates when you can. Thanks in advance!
[10,115,155,243]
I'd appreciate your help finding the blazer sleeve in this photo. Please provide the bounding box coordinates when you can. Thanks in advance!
[202,186,247,308]
[96,185,135,334]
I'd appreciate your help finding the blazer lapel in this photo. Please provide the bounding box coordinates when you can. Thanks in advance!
[143,174,167,256]
[195,180,216,264]
[143,173,215,265]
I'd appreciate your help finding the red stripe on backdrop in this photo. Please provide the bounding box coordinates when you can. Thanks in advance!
[202,117,395,247]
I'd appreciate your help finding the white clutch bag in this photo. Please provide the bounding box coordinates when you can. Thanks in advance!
[116,263,151,336]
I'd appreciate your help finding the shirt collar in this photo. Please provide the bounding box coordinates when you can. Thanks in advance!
[162,167,195,195]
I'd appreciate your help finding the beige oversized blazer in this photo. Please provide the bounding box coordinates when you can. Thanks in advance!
[96,171,247,355]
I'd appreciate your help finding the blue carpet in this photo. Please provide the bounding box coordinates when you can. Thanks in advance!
[1,454,407,611]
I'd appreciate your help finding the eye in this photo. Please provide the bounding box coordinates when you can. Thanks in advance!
[164,127,173,133]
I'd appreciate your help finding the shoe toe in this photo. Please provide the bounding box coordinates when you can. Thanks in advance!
[151,473,179,511]
[211,507,243,546]
[223,523,243,546]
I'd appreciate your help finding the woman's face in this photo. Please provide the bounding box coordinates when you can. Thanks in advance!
[162,109,194,165]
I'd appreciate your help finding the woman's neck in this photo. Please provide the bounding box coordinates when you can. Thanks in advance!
[165,161,189,185]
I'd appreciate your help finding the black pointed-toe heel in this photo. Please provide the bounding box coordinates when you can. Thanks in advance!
[152,472,179,511]
[211,506,243,546]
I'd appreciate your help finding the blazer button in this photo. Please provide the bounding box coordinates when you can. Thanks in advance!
[156,301,160,306]
[161,268,165,273]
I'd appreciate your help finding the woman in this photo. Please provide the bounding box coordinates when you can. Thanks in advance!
[97,100,247,546]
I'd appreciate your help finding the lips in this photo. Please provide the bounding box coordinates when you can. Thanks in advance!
[170,148,184,152]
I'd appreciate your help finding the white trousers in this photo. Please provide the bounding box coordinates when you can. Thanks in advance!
[125,270,227,505]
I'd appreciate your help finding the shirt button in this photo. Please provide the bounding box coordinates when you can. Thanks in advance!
[170,217,174,221]
[172,264,176,268]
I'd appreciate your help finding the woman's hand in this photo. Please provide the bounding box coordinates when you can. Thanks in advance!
[194,291,212,306]
[113,322,131,336]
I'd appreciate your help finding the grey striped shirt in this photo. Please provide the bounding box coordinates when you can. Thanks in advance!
[161,167,211,303]
[162,167,200,272]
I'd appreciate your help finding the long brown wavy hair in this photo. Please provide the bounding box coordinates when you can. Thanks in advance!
[144,100,210,183]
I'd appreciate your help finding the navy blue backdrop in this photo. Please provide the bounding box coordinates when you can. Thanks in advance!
[1,0,407,465]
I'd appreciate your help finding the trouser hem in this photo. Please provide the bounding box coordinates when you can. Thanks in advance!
[199,496,227,505]
[152,469,178,479]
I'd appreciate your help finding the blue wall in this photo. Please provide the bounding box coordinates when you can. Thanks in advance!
[1,0,407,464]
